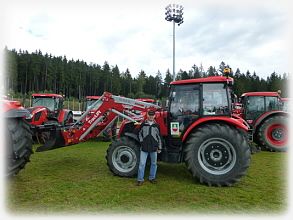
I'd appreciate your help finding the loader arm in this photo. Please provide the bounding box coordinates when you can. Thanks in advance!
[36,92,160,152]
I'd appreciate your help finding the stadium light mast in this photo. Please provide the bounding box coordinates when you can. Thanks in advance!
[165,4,184,81]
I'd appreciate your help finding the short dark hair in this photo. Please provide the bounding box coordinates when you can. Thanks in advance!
[147,110,155,116]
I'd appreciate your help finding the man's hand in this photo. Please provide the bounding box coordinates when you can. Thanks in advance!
[157,149,161,153]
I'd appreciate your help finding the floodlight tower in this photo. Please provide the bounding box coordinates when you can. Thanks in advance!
[165,4,184,81]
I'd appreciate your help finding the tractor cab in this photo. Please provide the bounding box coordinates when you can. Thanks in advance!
[32,94,64,115]
[240,92,283,125]
[168,76,233,136]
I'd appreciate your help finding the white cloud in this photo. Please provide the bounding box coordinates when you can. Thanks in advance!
[1,0,291,79]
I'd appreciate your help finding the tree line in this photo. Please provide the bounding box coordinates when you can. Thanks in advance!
[4,47,289,100]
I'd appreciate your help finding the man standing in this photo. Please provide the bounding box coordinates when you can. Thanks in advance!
[137,110,162,186]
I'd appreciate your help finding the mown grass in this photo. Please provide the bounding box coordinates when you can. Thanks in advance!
[6,141,288,215]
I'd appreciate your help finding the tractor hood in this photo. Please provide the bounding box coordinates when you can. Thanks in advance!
[27,106,48,114]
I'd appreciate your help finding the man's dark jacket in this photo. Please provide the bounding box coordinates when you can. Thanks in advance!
[138,120,162,152]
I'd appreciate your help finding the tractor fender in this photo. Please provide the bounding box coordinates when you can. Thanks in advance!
[2,100,30,118]
[122,132,140,143]
[117,121,139,139]
[58,109,73,124]
[182,116,248,142]
[5,108,30,118]
[253,110,289,131]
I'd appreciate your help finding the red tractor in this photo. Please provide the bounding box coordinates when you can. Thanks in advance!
[84,96,101,111]
[2,99,33,176]
[235,92,288,152]
[26,93,73,142]
[36,76,251,186]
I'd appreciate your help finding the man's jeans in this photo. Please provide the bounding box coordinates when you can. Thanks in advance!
[137,150,157,182]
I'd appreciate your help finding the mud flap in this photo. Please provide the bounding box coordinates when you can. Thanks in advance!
[36,128,66,152]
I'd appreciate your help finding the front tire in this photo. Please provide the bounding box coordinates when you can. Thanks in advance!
[6,118,33,176]
[184,123,251,186]
[257,115,288,152]
[106,137,140,177]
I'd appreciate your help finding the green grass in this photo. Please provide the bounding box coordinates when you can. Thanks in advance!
[6,141,288,215]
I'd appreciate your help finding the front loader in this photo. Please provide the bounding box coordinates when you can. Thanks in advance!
[36,76,251,186]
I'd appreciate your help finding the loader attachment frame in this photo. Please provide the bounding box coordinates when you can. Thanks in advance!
[36,92,160,152]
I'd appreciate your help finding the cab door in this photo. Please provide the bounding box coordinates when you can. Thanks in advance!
[169,84,200,137]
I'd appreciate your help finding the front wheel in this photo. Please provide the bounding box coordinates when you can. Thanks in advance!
[106,137,140,177]
[184,123,251,186]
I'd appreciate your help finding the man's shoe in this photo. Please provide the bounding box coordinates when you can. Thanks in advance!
[149,179,157,184]
[136,181,143,186]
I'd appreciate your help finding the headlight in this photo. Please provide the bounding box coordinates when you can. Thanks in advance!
[26,114,33,120]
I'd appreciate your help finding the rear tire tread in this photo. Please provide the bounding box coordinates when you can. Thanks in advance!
[6,118,33,177]
[184,123,250,186]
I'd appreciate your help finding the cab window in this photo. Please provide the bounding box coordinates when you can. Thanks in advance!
[202,83,229,115]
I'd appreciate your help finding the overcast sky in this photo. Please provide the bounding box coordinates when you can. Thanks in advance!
[0,0,292,79]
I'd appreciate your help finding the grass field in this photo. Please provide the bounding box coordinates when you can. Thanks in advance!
[6,141,288,215]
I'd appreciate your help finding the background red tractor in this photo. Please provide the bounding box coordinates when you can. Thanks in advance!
[36,76,251,186]
[26,93,73,143]
[2,99,33,176]
[234,92,288,152]
[84,95,101,111]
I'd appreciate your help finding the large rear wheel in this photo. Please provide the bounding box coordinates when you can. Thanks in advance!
[257,115,288,152]
[184,123,251,186]
[106,137,140,177]
[6,118,33,176]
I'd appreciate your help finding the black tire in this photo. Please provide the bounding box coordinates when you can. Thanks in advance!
[6,118,33,177]
[106,137,140,177]
[35,120,59,144]
[184,123,251,186]
[257,115,288,152]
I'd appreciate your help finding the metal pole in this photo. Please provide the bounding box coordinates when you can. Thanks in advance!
[173,20,175,81]
[165,4,183,81]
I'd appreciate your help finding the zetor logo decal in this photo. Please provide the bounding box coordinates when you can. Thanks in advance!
[170,122,180,136]
[88,110,101,124]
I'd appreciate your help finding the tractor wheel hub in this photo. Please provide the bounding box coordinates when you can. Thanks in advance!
[272,128,284,141]
[210,149,223,162]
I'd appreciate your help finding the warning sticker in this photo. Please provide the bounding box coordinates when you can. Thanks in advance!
[170,122,180,136]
